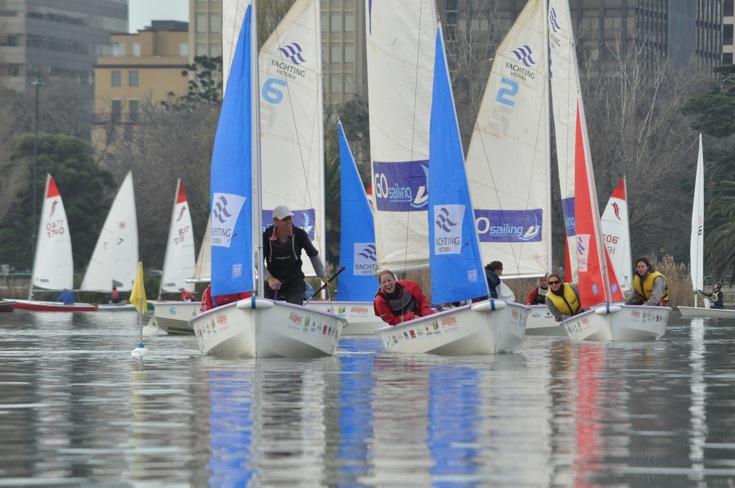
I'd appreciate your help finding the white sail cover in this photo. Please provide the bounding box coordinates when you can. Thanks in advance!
[258,0,325,276]
[366,0,436,271]
[190,216,211,282]
[601,178,632,292]
[465,0,551,278]
[548,0,580,281]
[690,134,704,292]
[80,172,138,292]
[31,175,74,291]
[160,179,196,293]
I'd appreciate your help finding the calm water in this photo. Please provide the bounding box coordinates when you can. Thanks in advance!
[1,311,734,487]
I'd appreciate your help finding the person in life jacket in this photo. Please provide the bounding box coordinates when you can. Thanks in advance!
[698,282,724,309]
[526,275,549,305]
[263,205,328,305]
[545,273,582,322]
[373,270,432,325]
[179,288,195,302]
[110,286,121,304]
[627,257,669,306]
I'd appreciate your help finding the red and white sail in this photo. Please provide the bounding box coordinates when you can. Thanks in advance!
[160,179,196,294]
[601,177,632,292]
[572,104,623,307]
[30,175,74,292]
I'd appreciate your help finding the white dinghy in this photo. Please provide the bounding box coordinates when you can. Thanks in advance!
[375,23,528,355]
[190,0,345,358]
[548,0,669,341]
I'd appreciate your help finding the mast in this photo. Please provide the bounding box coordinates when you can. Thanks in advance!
[253,0,264,297]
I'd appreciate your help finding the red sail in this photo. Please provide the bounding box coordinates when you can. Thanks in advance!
[573,103,622,306]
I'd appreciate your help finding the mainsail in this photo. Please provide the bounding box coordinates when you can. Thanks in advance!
[80,171,138,292]
[365,0,436,271]
[30,175,74,293]
[690,134,705,298]
[600,177,632,292]
[159,179,196,294]
[465,0,551,279]
[258,0,325,276]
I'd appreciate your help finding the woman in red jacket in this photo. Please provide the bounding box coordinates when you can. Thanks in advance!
[373,270,432,325]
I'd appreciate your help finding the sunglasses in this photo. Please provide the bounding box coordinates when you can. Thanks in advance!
[548,280,561,285]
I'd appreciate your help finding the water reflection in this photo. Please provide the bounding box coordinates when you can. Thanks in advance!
[2,312,735,485]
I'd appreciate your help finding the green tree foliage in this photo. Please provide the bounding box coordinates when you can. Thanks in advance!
[163,56,223,110]
[0,133,113,272]
[682,65,735,279]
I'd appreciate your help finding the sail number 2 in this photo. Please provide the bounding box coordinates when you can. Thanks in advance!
[489,77,519,135]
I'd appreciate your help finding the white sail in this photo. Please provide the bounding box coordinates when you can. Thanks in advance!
[190,216,211,282]
[465,0,551,278]
[258,0,324,276]
[80,172,138,292]
[548,0,580,282]
[365,0,436,271]
[690,134,704,292]
[30,175,74,292]
[159,179,196,294]
[601,177,632,292]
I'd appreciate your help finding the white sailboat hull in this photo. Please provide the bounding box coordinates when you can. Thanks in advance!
[562,304,670,342]
[154,301,201,334]
[376,300,528,355]
[97,303,137,312]
[678,306,735,319]
[526,304,566,336]
[192,298,346,359]
[306,301,382,335]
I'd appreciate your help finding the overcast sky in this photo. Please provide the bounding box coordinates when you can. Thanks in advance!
[128,0,189,33]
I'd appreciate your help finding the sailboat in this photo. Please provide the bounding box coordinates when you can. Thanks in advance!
[548,0,669,341]
[306,121,382,335]
[190,0,345,359]
[13,174,97,312]
[79,171,138,311]
[152,179,200,334]
[374,23,528,355]
[679,135,735,318]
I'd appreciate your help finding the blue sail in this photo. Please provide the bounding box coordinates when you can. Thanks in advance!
[209,5,254,297]
[336,121,377,301]
[428,25,487,305]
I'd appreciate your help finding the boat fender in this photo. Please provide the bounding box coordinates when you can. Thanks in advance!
[236,297,275,310]
[470,300,508,313]
[594,304,621,315]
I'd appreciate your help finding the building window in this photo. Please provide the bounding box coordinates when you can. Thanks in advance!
[331,13,342,32]
[210,14,221,33]
[344,43,355,63]
[210,43,221,57]
[330,44,342,62]
[111,100,122,122]
[112,42,125,56]
[197,14,207,32]
[129,99,139,122]
[111,70,121,87]
[726,0,734,17]
[196,43,207,56]
[724,53,733,64]
[331,75,342,93]
[128,70,139,87]
[179,42,189,56]
[132,42,141,56]
[344,13,355,32]
[725,25,734,46]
